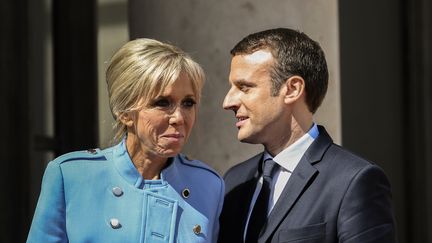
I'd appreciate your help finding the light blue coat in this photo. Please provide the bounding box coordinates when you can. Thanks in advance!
[27,140,224,243]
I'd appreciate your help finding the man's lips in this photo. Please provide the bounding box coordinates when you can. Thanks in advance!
[235,116,249,128]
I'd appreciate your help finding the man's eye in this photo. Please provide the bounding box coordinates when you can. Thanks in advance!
[239,85,250,92]
[182,98,196,108]
[153,99,171,107]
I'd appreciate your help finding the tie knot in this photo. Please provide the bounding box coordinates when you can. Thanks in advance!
[262,159,278,178]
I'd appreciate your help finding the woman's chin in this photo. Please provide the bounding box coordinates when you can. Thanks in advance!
[156,146,183,158]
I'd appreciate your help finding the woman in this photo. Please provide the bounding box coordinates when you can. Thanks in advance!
[27,38,224,243]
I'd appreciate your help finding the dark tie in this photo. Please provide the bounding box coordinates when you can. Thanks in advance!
[246,159,278,242]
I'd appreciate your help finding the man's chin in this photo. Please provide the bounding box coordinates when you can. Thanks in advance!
[238,134,260,144]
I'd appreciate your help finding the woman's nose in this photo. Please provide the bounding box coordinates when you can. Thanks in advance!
[169,107,185,125]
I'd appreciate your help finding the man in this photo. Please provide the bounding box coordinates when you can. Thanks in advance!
[218,28,396,243]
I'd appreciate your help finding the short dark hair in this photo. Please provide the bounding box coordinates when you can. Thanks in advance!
[230,28,328,113]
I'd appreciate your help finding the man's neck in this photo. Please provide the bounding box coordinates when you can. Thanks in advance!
[265,116,313,156]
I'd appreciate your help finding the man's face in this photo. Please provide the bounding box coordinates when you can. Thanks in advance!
[223,50,289,146]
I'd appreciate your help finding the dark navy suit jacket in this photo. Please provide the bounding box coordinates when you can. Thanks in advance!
[218,126,396,243]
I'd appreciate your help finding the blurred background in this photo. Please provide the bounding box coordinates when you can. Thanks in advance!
[1,0,431,242]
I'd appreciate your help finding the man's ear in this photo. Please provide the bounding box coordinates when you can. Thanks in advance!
[119,112,134,127]
[283,75,305,104]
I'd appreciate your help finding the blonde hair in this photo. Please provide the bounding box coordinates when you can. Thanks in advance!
[106,38,205,144]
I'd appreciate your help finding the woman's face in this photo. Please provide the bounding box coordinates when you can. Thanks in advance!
[127,73,198,158]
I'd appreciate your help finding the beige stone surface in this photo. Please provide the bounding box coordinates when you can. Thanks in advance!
[99,0,341,174]
[97,0,129,148]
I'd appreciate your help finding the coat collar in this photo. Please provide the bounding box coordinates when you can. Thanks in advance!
[111,139,182,189]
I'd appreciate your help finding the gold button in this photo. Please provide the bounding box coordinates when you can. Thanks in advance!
[182,188,190,198]
[193,224,201,235]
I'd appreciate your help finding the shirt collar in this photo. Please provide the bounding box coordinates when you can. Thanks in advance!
[264,123,319,172]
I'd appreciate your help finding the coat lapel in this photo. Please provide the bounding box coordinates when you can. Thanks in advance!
[259,125,333,242]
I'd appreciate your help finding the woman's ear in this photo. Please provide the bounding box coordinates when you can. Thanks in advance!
[283,75,305,104]
[119,112,134,127]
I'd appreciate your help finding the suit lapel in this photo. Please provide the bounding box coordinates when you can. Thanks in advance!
[219,153,263,242]
[259,125,333,242]
[237,154,263,236]
[259,158,318,242]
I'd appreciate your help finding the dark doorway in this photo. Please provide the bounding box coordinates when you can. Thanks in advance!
[339,0,432,242]
[0,0,98,241]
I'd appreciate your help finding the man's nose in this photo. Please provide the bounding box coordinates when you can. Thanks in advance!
[222,87,238,111]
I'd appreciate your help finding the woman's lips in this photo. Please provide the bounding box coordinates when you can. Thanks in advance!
[162,133,184,141]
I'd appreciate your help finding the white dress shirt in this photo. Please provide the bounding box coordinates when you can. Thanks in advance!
[243,123,319,241]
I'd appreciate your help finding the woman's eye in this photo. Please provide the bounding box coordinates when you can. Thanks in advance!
[182,98,196,108]
[153,98,171,107]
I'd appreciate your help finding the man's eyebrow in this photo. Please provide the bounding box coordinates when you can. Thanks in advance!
[232,79,257,87]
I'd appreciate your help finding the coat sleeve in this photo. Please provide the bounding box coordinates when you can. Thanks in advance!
[337,164,397,243]
[27,161,68,243]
